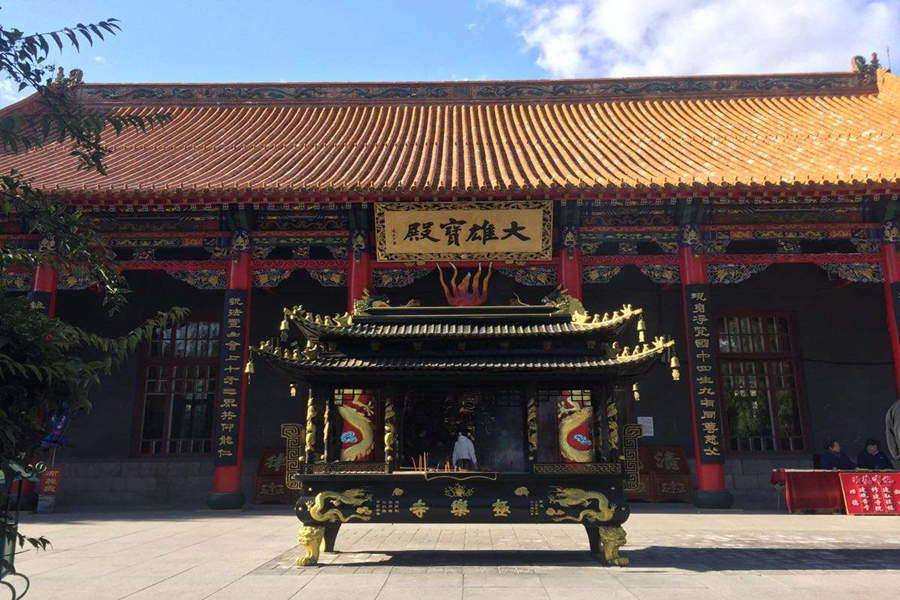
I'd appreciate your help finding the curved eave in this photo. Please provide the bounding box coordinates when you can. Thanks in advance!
[289,307,644,341]
[252,337,673,376]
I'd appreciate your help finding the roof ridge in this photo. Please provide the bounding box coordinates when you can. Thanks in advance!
[70,71,875,106]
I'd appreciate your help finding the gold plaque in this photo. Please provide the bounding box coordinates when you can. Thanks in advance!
[375,200,552,262]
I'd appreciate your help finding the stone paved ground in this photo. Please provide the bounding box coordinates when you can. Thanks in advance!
[12,506,900,599]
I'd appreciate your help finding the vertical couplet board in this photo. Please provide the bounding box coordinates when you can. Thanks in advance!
[214,289,248,466]
[683,284,724,464]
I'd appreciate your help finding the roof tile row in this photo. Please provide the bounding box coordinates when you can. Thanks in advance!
[2,70,898,196]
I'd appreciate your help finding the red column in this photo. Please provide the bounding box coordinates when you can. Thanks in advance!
[347,231,371,312]
[17,265,58,509]
[29,265,58,317]
[559,246,583,300]
[679,240,732,508]
[881,240,900,395]
[208,247,251,509]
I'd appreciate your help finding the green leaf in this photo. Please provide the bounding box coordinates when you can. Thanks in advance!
[64,28,79,51]
[49,32,62,51]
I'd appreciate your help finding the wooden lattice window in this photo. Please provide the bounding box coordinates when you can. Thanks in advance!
[716,314,806,452]
[138,321,220,455]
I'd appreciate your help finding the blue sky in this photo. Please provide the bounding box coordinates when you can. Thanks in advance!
[2,0,898,105]
[0,1,545,86]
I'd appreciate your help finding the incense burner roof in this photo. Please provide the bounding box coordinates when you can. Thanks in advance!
[288,303,643,340]
[255,296,675,380]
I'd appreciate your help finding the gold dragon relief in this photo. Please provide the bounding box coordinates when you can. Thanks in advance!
[305,488,373,523]
[545,487,617,524]
[558,397,594,463]
[335,390,376,462]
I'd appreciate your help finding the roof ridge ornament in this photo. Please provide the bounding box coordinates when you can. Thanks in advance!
[541,285,590,323]
[853,53,880,84]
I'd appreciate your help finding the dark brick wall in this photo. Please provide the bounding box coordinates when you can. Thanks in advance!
[586,263,896,467]
[53,263,897,503]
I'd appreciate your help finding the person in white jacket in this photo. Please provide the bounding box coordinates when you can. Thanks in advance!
[452,431,478,470]
[887,399,900,462]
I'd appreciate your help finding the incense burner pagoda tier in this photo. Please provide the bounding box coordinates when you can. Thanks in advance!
[253,289,678,567]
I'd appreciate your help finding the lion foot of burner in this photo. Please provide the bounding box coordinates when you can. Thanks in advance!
[597,525,629,566]
[296,525,325,566]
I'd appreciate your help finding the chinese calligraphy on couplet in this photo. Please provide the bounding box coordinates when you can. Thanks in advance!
[214,290,247,466]
[375,201,551,261]
[840,473,900,515]
[685,286,724,463]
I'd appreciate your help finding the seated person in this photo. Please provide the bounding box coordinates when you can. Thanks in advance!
[820,439,855,470]
[451,430,478,470]
[856,439,893,469]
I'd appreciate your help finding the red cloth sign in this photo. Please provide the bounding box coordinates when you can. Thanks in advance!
[37,467,62,495]
[840,472,900,515]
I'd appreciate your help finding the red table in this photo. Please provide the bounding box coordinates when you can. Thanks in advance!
[771,469,843,513]
[772,469,900,514]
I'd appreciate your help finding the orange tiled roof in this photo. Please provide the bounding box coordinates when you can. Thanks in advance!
[1,69,898,200]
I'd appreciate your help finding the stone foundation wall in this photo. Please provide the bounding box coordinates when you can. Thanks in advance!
[51,455,813,508]
[54,458,257,507]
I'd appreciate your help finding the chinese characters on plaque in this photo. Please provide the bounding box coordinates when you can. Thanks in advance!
[840,472,900,515]
[215,289,247,466]
[684,285,724,464]
[374,200,552,261]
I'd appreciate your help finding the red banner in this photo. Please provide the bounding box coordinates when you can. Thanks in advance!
[840,472,900,515]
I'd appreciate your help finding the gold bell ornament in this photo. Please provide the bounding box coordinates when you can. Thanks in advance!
[632,382,640,402]
[670,355,681,381]
[289,383,297,398]
[279,311,290,341]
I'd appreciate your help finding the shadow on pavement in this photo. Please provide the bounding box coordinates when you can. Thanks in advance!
[322,547,898,571]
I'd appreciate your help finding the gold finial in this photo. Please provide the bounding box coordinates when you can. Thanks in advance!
[632,383,640,402]
[244,359,255,376]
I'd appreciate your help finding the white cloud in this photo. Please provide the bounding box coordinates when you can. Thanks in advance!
[0,79,28,106]
[93,56,106,63]
[502,0,900,77]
